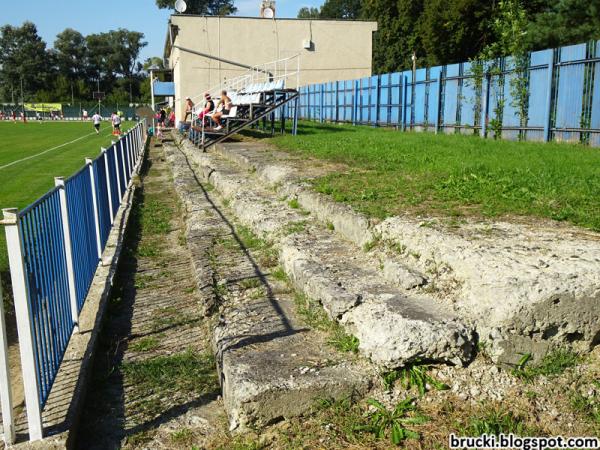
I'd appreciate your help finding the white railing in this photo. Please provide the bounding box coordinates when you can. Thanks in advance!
[190,54,301,115]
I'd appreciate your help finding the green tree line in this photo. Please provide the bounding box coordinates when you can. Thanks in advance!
[0,22,152,105]
[299,0,600,73]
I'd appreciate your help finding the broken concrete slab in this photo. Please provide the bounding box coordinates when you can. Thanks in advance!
[172,136,476,369]
[210,141,600,366]
[163,143,372,431]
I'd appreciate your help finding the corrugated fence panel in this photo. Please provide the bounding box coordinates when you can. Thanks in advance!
[591,41,600,147]
[460,62,478,132]
[359,77,370,124]
[389,72,401,124]
[19,190,72,407]
[554,43,586,143]
[65,168,98,311]
[527,49,553,142]
[414,68,427,127]
[502,56,521,141]
[443,64,460,130]
[428,66,443,130]
[379,75,390,125]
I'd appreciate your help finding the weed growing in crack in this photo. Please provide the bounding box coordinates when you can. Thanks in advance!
[382,362,449,395]
[460,408,529,436]
[288,198,300,209]
[283,220,307,235]
[129,337,160,352]
[355,398,427,445]
[512,349,581,381]
[271,266,289,282]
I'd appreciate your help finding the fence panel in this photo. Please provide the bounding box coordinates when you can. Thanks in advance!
[526,49,553,142]
[65,169,99,311]
[93,156,111,248]
[18,190,73,408]
[106,146,120,218]
[554,43,587,143]
[591,41,600,146]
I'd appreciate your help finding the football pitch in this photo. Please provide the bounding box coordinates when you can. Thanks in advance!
[0,120,136,275]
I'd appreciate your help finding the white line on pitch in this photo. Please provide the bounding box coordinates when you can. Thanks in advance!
[0,129,114,171]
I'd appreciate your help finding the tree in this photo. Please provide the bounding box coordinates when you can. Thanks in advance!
[320,0,362,19]
[0,22,52,102]
[53,28,87,80]
[155,0,236,15]
[362,0,426,73]
[297,7,321,18]
[419,0,497,67]
[526,0,600,50]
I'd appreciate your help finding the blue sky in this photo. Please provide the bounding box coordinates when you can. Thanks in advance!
[3,0,323,63]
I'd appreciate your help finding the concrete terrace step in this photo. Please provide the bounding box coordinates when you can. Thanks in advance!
[163,143,372,431]
[171,134,476,369]
[204,139,600,367]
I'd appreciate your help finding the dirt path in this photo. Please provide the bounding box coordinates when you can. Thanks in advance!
[76,141,226,449]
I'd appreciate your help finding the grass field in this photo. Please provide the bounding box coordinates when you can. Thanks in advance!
[270,121,600,231]
[0,120,135,278]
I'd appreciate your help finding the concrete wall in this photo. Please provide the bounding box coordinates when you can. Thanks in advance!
[166,16,377,122]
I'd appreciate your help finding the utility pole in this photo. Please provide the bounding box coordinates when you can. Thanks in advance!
[71,83,74,106]
[20,77,24,121]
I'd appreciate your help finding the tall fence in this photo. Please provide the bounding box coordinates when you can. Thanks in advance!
[0,120,147,443]
[296,40,600,146]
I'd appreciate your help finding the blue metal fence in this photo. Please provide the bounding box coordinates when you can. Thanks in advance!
[295,40,600,146]
[2,120,147,438]
[18,190,72,407]
[65,168,98,311]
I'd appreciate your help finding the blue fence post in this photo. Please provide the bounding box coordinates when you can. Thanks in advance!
[2,208,43,441]
[543,50,556,142]
[374,75,381,127]
[319,84,324,123]
[480,72,491,138]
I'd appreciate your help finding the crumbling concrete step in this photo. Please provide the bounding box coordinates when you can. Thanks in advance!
[163,143,371,431]
[208,140,600,366]
[172,136,476,369]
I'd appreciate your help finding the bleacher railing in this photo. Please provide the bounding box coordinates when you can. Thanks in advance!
[191,54,301,112]
[295,40,600,146]
[1,119,147,443]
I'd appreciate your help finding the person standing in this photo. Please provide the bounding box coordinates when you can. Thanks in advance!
[92,112,102,134]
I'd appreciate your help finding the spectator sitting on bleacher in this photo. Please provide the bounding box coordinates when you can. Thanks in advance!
[198,92,214,124]
[184,97,194,121]
[210,90,232,131]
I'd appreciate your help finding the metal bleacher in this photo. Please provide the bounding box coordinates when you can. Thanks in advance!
[186,55,300,151]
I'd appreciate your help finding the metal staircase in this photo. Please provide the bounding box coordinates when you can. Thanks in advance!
[185,55,300,151]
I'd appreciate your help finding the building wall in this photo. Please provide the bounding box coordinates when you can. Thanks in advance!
[167,16,377,122]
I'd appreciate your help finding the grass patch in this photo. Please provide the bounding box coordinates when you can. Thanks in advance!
[237,225,268,250]
[460,408,530,436]
[326,221,335,231]
[271,266,289,282]
[283,220,307,236]
[294,293,359,353]
[129,337,160,352]
[121,349,218,409]
[288,198,300,209]
[570,383,600,425]
[239,277,262,290]
[0,121,136,275]
[512,349,581,381]
[270,121,600,231]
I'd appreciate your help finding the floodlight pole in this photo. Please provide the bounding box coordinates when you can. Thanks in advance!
[97,78,101,116]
